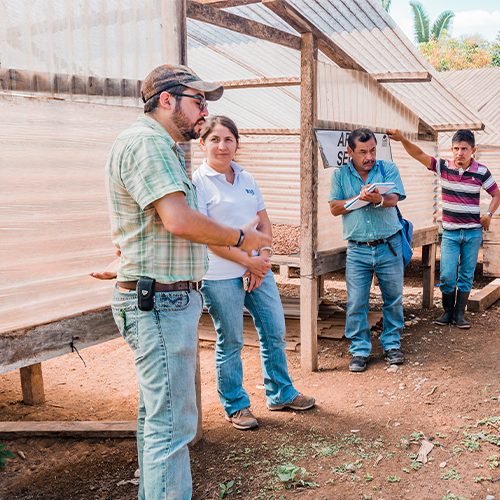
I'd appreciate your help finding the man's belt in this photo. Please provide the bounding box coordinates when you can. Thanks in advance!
[349,238,385,246]
[117,281,201,292]
[349,234,398,257]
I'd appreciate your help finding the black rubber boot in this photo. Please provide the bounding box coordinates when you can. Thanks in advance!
[453,290,471,329]
[435,290,456,325]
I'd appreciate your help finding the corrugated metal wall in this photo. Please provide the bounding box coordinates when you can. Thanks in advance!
[317,62,419,141]
[0,94,140,334]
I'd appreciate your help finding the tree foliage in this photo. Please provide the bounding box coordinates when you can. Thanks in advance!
[419,33,500,71]
[409,1,454,44]
[379,0,392,12]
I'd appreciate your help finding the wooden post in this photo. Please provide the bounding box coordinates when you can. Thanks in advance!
[280,264,291,278]
[20,363,45,405]
[317,274,325,299]
[422,242,436,309]
[299,32,319,372]
[162,0,187,65]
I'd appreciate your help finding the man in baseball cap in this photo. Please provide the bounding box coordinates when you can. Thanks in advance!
[141,64,224,103]
[103,64,270,500]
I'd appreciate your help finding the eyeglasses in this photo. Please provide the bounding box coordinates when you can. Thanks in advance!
[170,93,207,111]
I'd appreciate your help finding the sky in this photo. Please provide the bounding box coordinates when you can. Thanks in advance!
[388,0,500,43]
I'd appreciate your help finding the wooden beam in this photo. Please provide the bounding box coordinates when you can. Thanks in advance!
[0,308,120,375]
[421,242,437,309]
[218,76,300,89]
[194,0,261,7]
[0,69,142,98]
[20,363,45,405]
[299,32,319,372]
[262,0,365,72]
[239,128,300,135]
[418,119,438,142]
[468,278,500,312]
[186,0,301,50]
[314,249,347,276]
[432,123,485,132]
[372,72,432,83]
[0,421,137,439]
[410,227,439,249]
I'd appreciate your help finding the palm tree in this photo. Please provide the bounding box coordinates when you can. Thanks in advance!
[379,0,392,12]
[409,1,454,44]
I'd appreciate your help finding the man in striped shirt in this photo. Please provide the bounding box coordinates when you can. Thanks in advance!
[388,129,500,329]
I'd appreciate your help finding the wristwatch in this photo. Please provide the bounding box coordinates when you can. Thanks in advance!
[486,212,493,218]
[375,196,385,208]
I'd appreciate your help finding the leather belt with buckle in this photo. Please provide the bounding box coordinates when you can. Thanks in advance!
[350,238,385,246]
[117,281,201,292]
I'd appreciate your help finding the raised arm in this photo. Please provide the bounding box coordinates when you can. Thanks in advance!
[387,129,433,170]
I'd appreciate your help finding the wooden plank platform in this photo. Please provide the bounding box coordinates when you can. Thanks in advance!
[0,421,137,439]
[468,278,500,312]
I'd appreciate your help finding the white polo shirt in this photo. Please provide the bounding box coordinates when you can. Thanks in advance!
[192,159,266,280]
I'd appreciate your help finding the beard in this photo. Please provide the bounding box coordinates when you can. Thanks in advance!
[172,105,204,141]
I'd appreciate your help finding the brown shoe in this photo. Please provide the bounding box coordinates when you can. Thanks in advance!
[225,407,258,430]
[267,392,315,411]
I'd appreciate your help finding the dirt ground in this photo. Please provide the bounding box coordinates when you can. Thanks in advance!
[1,254,500,500]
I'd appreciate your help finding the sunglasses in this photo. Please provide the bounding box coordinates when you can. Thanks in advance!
[170,93,207,111]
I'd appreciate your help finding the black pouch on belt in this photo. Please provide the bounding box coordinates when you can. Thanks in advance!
[137,278,156,311]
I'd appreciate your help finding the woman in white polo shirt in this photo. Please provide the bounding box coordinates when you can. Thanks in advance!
[193,116,314,430]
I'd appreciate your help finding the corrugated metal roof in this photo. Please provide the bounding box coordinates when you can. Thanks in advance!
[440,67,500,146]
[187,0,487,132]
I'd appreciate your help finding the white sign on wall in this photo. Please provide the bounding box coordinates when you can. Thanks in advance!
[315,130,393,169]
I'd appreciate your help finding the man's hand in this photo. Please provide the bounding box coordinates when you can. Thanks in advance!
[481,214,492,230]
[387,129,405,142]
[246,255,271,278]
[358,185,382,205]
[239,216,272,255]
[89,248,121,280]
[89,257,119,280]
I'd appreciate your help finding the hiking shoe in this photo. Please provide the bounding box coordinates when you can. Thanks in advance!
[384,349,404,365]
[225,407,258,430]
[267,393,315,411]
[349,356,368,372]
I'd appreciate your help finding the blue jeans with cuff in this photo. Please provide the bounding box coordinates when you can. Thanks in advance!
[201,270,298,416]
[345,231,404,358]
[440,228,483,293]
[112,286,202,500]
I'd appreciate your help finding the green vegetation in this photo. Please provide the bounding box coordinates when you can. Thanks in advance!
[0,444,15,467]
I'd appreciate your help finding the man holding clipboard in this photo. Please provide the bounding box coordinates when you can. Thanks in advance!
[329,128,406,373]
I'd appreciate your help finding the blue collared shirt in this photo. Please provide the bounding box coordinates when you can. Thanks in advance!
[329,160,406,242]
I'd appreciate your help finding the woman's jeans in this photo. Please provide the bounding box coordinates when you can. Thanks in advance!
[345,232,404,358]
[112,286,202,500]
[440,228,483,293]
[201,270,298,416]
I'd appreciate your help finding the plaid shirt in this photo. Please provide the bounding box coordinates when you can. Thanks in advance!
[105,115,208,282]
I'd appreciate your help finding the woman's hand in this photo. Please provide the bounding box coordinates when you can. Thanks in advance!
[244,271,263,292]
[245,255,271,278]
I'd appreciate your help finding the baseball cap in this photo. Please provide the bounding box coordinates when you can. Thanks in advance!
[140,64,224,103]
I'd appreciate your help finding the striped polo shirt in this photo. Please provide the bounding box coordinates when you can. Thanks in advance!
[431,157,498,230]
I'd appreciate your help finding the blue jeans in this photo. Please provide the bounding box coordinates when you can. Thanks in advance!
[200,271,298,416]
[112,286,202,500]
[345,232,404,358]
[440,228,483,293]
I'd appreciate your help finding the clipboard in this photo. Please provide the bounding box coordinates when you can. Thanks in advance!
[344,182,396,211]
